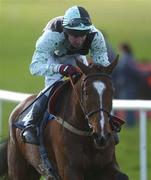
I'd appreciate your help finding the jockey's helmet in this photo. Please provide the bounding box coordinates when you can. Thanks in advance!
[63,6,92,37]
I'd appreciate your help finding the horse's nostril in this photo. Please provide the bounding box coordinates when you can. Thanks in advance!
[97,135,106,146]
[100,135,106,143]
[97,135,103,141]
[93,132,98,139]
[106,133,111,139]
[94,133,111,146]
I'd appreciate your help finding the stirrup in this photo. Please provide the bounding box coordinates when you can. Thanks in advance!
[21,125,39,145]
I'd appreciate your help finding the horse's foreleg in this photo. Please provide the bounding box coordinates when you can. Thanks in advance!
[55,155,84,180]
[56,160,84,180]
[99,161,129,180]
[62,168,84,180]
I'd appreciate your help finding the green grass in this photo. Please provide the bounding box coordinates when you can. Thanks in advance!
[0,0,151,179]
[116,121,151,180]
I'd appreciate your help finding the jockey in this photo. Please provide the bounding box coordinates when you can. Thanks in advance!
[22,5,110,145]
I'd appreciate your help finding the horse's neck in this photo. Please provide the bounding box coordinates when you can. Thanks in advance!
[60,80,88,130]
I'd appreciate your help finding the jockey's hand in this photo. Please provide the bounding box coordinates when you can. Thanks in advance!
[59,64,80,77]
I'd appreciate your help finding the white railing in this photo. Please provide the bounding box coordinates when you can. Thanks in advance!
[0,89,150,180]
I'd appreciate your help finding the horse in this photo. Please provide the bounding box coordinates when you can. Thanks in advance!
[0,56,129,180]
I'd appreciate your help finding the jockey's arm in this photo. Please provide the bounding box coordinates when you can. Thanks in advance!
[90,28,110,67]
[29,30,64,76]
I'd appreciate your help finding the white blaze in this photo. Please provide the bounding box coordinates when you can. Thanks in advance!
[93,81,106,132]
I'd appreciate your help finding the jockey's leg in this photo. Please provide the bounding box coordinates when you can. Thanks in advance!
[21,88,52,145]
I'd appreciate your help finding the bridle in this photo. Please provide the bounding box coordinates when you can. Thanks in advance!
[56,73,122,136]
[72,73,123,132]
[70,73,112,121]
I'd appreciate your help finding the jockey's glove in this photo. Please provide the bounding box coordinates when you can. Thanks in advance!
[59,64,80,77]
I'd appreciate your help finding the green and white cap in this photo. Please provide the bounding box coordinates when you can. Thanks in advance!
[63,6,92,36]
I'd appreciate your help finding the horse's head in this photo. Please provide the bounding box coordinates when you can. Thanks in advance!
[76,56,119,148]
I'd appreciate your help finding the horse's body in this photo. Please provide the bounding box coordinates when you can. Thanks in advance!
[0,57,129,180]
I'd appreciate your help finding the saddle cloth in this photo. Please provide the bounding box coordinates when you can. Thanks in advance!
[13,79,70,129]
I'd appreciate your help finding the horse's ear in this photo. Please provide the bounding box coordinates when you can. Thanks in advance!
[107,54,119,74]
[75,58,89,75]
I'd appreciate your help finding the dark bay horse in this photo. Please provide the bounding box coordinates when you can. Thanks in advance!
[0,57,129,180]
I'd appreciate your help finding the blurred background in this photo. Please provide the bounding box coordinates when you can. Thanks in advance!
[0,0,151,179]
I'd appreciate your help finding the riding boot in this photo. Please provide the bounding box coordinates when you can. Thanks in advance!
[21,94,49,145]
[113,132,119,145]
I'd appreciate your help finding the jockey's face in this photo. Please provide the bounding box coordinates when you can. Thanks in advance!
[68,34,86,48]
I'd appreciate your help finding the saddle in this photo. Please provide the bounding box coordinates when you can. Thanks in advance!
[48,79,70,115]
[13,79,70,129]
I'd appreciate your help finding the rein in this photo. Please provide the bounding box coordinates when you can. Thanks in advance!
[54,74,121,136]
[56,117,93,136]
[55,75,92,136]
[69,76,88,119]
[54,74,111,137]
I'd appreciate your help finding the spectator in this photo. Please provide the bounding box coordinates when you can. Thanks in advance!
[113,43,142,127]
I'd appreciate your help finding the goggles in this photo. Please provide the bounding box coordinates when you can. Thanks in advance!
[67,18,92,27]
[64,28,90,37]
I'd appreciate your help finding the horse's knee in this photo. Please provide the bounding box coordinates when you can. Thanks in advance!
[116,172,129,180]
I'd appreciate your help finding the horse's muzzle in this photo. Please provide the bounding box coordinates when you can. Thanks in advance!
[93,132,111,148]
